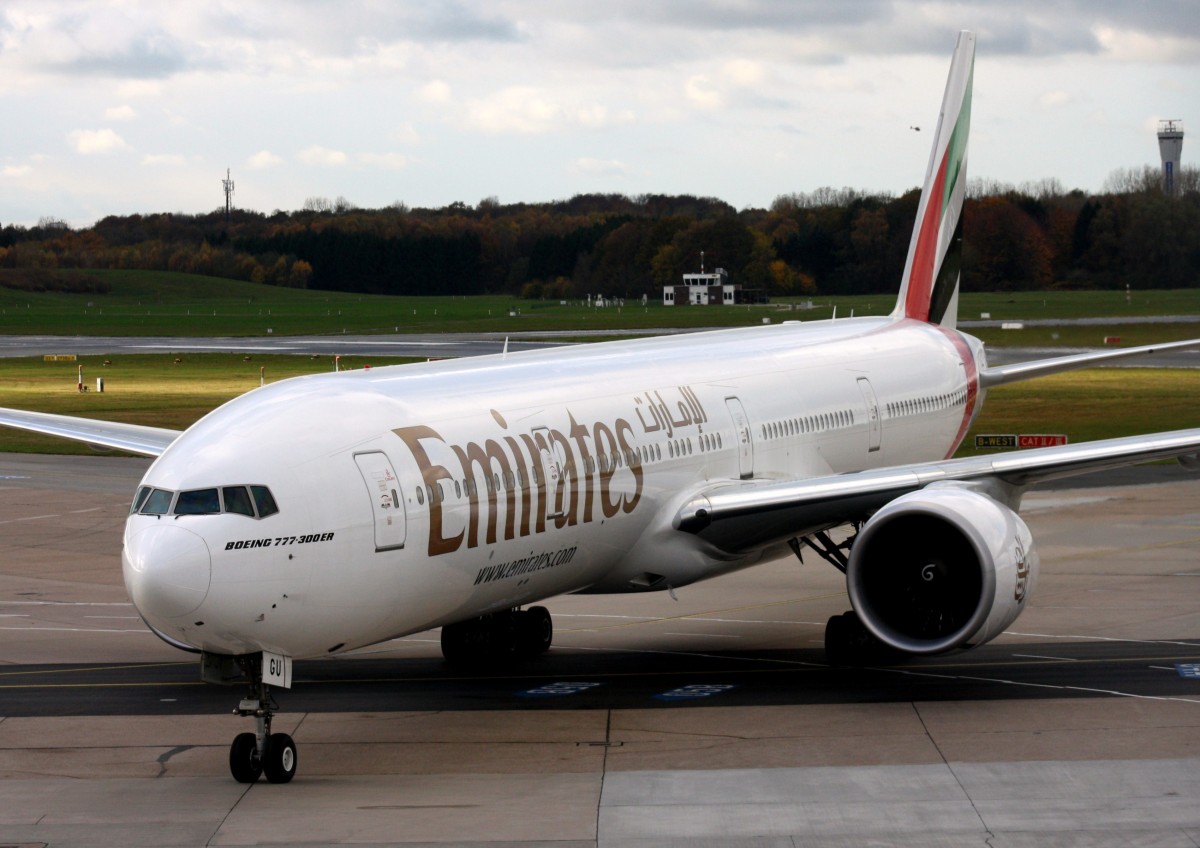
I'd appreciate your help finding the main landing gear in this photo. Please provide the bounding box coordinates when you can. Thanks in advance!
[440,606,552,665]
[823,609,896,666]
[789,528,897,666]
[228,656,297,784]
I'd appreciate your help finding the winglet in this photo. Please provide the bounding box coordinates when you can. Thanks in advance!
[892,30,975,328]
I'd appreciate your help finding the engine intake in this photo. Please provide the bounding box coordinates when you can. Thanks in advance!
[846,486,1037,655]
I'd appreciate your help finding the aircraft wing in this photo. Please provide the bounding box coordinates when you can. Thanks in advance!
[675,427,1200,554]
[0,407,180,457]
[979,337,1200,388]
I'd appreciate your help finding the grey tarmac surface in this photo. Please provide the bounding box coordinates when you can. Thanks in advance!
[2,330,1199,369]
[0,453,1198,847]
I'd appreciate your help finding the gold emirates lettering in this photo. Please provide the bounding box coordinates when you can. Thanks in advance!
[394,411,643,557]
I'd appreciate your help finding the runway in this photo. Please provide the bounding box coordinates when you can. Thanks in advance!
[2,331,1198,368]
[1,453,1199,846]
[0,332,566,360]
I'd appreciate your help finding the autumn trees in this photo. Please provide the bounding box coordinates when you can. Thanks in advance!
[2,167,1197,299]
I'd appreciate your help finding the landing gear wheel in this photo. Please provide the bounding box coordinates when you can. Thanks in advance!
[824,614,852,666]
[440,621,470,664]
[824,610,898,666]
[229,732,262,783]
[228,654,299,784]
[263,733,297,784]
[442,608,554,665]
[518,606,553,657]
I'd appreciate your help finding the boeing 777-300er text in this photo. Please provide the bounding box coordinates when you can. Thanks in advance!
[3,31,1199,784]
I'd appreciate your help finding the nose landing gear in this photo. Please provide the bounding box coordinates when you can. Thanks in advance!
[229,656,297,784]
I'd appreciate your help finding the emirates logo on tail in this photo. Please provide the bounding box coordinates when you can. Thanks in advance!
[894,31,975,329]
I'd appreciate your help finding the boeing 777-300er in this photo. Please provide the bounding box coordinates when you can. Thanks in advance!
[3,31,1199,784]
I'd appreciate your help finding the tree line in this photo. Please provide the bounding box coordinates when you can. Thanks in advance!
[2,165,1196,298]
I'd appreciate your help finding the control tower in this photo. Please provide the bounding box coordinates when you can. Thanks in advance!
[1158,119,1184,196]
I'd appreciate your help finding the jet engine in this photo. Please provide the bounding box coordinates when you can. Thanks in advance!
[845,486,1037,655]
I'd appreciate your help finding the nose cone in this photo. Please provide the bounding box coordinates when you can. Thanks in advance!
[123,524,212,620]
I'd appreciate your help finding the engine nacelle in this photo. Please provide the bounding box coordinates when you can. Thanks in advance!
[846,486,1037,655]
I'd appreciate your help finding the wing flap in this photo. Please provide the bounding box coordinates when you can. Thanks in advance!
[0,407,180,457]
[676,428,1200,553]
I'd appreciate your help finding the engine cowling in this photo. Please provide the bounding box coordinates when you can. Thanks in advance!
[846,486,1037,655]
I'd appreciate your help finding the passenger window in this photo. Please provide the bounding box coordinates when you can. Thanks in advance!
[141,488,174,515]
[222,486,255,517]
[175,488,220,514]
[250,486,279,518]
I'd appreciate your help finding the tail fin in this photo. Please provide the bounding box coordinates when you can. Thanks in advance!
[893,30,975,328]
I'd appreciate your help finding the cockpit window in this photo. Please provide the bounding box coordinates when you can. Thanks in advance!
[250,485,279,518]
[134,484,279,518]
[141,488,174,515]
[131,486,152,515]
[174,488,220,515]
[222,486,255,517]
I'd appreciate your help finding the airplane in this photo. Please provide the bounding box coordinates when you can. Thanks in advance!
[2,30,1199,785]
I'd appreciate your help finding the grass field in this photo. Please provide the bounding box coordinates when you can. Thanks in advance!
[1,352,1195,456]
[962,368,1200,455]
[2,269,1199,342]
[2,270,1197,457]
[0,353,417,454]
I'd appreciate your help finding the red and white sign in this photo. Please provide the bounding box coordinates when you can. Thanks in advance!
[1018,434,1068,448]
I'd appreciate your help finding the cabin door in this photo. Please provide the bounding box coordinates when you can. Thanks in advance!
[354,451,407,551]
[856,377,882,453]
[725,397,754,479]
[531,426,568,521]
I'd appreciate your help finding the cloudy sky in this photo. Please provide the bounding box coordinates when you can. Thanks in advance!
[1,1,1196,227]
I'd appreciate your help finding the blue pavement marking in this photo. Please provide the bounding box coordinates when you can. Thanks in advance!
[654,683,736,701]
[1175,663,1200,680]
[517,681,602,698]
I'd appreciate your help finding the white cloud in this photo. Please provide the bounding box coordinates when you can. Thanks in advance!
[465,87,631,135]
[297,145,348,166]
[467,86,561,134]
[247,150,284,169]
[1093,26,1200,63]
[389,123,421,145]
[115,80,164,99]
[69,128,130,154]
[141,153,186,166]
[684,75,723,109]
[419,80,451,103]
[359,152,410,170]
[574,157,628,176]
[105,104,137,121]
[1,165,33,178]
[1037,90,1071,110]
[722,59,764,86]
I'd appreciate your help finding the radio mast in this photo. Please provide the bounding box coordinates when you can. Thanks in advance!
[222,168,236,222]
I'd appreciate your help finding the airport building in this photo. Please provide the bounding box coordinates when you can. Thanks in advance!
[663,267,766,306]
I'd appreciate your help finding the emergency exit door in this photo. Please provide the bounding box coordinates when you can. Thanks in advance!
[354,452,407,551]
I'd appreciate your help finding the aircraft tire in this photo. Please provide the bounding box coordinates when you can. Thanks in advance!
[520,606,553,656]
[229,732,262,783]
[824,614,851,665]
[826,610,902,666]
[440,622,470,663]
[263,733,297,784]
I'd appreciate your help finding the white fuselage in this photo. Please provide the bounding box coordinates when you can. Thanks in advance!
[122,316,986,659]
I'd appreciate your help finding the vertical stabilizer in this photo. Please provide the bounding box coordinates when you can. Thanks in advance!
[892,30,974,327]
